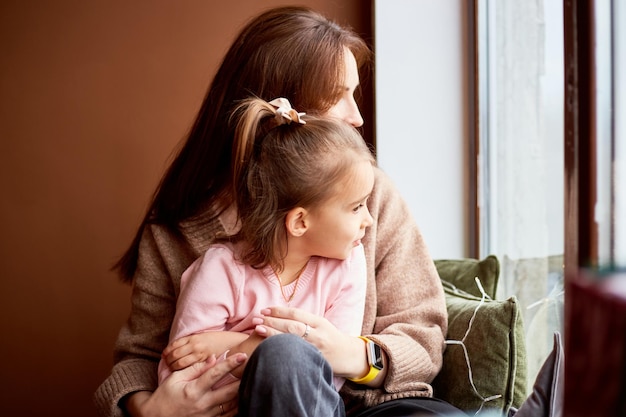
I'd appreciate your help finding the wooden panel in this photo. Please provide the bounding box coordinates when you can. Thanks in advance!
[0,2,372,416]
[565,271,626,416]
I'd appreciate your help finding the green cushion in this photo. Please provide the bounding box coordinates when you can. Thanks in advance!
[434,255,500,299]
[433,283,528,414]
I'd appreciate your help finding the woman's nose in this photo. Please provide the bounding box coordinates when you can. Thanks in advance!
[346,101,364,128]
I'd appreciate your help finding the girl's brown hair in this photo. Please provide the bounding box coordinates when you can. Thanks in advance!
[226,98,375,271]
[115,6,371,281]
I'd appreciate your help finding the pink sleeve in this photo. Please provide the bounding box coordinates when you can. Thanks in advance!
[158,245,240,383]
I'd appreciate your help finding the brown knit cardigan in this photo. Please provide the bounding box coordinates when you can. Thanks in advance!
[94,167,448,417]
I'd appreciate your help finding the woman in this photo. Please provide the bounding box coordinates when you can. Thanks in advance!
[95,6,455,417]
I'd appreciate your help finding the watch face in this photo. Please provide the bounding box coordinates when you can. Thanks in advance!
[369,341,384,370]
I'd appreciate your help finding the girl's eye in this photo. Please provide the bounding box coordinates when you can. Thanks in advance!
[353,203,364,213]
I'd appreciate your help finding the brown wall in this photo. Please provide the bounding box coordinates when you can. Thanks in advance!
[0,2,372,416]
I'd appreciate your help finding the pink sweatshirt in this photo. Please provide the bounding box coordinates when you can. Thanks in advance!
[157,241,367,389]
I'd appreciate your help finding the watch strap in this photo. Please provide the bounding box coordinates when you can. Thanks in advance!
[348,336,382,384]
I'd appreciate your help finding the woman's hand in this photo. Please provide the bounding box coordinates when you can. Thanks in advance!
[163,331,248,371]
[124,353,247,417]
[251,307,370,379]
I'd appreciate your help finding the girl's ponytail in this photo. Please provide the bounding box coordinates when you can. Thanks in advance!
[230,98,273,196]
[229,97,306,203]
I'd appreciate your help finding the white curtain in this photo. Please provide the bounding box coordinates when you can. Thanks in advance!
[479,0,565,392]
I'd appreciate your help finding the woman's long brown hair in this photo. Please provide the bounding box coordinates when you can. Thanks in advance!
[115,6,371,282]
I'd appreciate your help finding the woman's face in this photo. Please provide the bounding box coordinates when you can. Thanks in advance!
[326,50,364,128]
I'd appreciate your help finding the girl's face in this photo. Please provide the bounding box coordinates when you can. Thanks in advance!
[302,160,374,260]
[326,50,364,128]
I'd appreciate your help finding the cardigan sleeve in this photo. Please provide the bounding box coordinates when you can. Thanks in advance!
[340,167,448,407]
[93,223,203,417]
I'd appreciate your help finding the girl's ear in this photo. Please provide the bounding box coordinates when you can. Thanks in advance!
[285,207,309,237]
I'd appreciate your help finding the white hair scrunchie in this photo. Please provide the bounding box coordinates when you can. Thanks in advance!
[269,97,306,125]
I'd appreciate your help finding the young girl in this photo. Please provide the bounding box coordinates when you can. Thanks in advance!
[157,97,375,391]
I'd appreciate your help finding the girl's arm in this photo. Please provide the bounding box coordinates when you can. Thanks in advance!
[158,244,243,383]
[162,331,248,371]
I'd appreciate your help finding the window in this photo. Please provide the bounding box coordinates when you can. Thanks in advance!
[616,1,626,266]
[596,0,626,267]
[475,0,565,390]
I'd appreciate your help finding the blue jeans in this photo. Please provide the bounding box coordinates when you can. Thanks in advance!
[238,334,464,417]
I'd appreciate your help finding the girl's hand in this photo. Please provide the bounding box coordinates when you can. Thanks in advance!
[124,353,247,417]
[251,307,368,379]
[163,331,248,371]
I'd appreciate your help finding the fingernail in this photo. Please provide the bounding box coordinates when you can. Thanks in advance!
[255,325,267,335]
[236,353,247,364]
[260,308,271,315]
[251,317,263,325]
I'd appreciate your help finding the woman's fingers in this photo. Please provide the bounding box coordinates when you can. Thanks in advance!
[193,352,248,393]
[258,307,317,330]
[169,353,246,414]
[140,354,245,417]
[254,320,311,339]
[260,306,316,323]
[212,398,238,417]
[253,307,318,340]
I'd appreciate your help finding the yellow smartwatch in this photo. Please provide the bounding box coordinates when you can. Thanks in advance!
[348,336,384,384]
